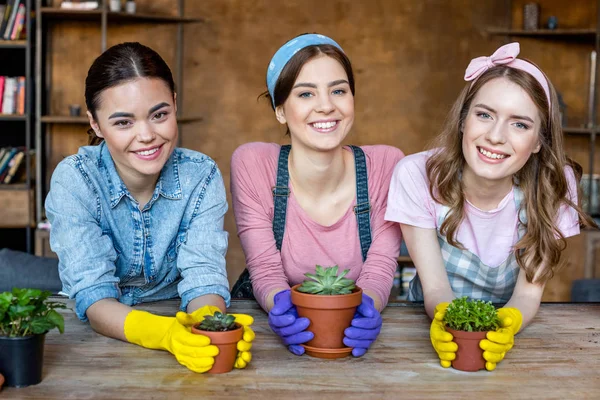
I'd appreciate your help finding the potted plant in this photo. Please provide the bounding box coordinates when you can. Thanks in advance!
[443,296,500,372]
[0,288,65,387]
[191,311,243,374]
[291,265,363,359]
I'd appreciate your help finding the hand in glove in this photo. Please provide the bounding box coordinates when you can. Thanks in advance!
[268,289,314,356]
[176,305,256,369]
[343,294,382,357]
[480,307,523,371]
[430,302,458,368]
[124,308,218,373]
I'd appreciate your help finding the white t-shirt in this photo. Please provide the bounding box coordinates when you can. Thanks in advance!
[385,151,580,267]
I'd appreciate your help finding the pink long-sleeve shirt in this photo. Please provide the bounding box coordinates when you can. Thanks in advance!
[231,142,404,310]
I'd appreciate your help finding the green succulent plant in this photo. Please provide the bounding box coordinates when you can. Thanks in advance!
[197,312,238,332]
[297,265,356,295]
[443,296,500,332]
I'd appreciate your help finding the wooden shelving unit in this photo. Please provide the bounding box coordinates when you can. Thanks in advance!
[0,39,27,48]
[39,7,202,23]
[488,28,596,39]
[0,0,35,250]
[34,0,201,255]
[489,1,600,214]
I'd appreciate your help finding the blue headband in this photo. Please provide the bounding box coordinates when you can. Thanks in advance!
[266,34,344,106]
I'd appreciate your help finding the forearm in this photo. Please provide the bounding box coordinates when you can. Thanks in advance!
[363,288,383,311]
[187,294,226,314]
[423,288,455,320]
[504,293,541,331]
[86,298,133,341]
[264,286,291,312]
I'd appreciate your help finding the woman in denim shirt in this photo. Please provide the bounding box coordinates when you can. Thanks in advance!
[45,42,254,373]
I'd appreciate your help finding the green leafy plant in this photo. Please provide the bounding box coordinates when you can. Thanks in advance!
[197,312,238,332]
[0,288,66,337]
[297,265,356,295]
[443,296,500,332]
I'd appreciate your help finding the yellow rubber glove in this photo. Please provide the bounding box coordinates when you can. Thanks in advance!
[430,302,458,368]
[124,309,219,373]
[480,307,523,371]
[176,307,255,369]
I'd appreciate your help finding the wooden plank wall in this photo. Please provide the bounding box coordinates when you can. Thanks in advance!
[46,0,596,300]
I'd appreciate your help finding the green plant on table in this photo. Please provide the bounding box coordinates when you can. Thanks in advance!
[0,288,65,337]
[297,265,356,295]
[197,312,238,332]
[443,296,500,332]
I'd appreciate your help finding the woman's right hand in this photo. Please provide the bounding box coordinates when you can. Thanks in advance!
[268,289,314,355]
[430,302,458,367]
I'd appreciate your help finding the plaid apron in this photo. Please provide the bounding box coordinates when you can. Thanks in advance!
[408,187,525,303]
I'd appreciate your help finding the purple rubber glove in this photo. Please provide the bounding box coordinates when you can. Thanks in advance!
[268,289,314,356]
[343,294,382,357]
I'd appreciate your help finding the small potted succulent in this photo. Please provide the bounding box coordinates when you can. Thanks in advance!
[443,296,500,372]
[0,288,65,387]
[191,311,243,374]
[291,265,362,359]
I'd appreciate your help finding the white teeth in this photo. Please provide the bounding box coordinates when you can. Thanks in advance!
[312,121,337,129]
[136,148,159,156]
[478,147,506,160]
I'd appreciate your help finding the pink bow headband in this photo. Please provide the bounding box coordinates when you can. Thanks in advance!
[464,42,551,107]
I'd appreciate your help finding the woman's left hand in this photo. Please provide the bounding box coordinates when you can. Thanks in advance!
[176,305,255,369]
[479,307,523,371]
[343,294,382,357]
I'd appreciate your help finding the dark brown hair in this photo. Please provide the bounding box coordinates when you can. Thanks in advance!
[426,65,596,284]
[85,42,175,145]
[261,42,355,111]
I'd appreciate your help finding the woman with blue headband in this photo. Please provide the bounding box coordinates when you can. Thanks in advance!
[230,33,404,357]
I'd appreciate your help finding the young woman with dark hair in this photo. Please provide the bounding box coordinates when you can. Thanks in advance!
[45,42,254,373]
[385,43,596,371]
[230,34,404,357]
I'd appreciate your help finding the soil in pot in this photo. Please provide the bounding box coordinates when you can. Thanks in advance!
[446,328,487,372]
[0,334,46,387]
[290,284,363,359]
[191,324,243,374]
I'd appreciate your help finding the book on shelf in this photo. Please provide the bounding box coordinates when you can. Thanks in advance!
[0,76,26,115]
[0,146,29,184]
[0,146,18,177]
[0,0,26,40]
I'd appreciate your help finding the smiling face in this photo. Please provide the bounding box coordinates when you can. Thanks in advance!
[461,77,542,189]
[88,77,178,185]
[275,55,354,152]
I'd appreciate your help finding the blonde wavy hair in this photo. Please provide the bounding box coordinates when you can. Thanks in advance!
[426,65,596,284]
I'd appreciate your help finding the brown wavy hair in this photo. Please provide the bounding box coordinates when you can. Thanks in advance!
[426,65,596,284]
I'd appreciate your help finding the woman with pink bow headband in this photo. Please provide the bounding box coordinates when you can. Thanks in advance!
[385,42,596,370]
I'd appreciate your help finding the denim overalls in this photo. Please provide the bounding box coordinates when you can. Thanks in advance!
[231,145,372,298]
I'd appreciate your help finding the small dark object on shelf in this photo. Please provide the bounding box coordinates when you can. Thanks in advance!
[523,2,540,31]
[546,16,558,30]
[68,104,81,117]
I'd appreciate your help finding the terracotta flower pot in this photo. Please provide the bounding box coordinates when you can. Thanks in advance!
[446,327,487,372]
[0,372,4,390]
[191,324,243,374]
[290,284,363,359]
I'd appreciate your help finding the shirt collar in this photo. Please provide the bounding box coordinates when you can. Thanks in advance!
[99,143,182,208]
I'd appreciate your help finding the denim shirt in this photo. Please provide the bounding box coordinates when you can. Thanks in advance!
[45,142,230,321]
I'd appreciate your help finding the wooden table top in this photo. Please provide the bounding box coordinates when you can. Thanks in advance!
[3,300,600,399]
